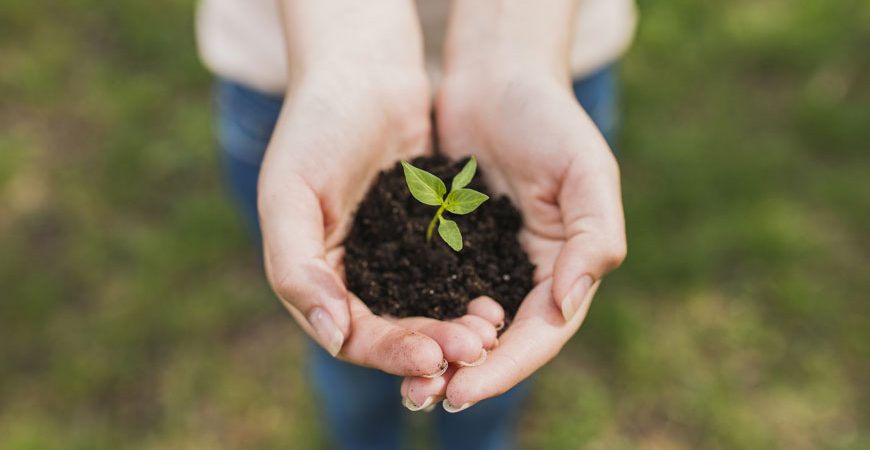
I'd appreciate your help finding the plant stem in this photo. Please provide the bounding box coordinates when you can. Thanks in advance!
[426,204,447,241]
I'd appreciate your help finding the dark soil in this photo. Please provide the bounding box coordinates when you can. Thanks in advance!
[344,155,534,322]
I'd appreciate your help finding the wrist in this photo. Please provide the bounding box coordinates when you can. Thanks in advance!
[280,0,427,86]
[289,64,429,100]
[443,0,577,86]
[281,67,431,155]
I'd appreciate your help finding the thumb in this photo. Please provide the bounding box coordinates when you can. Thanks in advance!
[552,155,626,322]
[259,173,351,356]
[552,232,625,322]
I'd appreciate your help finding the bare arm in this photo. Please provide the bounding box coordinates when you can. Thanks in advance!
[444,0,578,82]
[279,0,425,84]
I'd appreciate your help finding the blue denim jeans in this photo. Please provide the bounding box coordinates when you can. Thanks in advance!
[215,66,618,450]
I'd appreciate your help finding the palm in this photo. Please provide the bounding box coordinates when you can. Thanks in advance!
[259,74,505,377]
[432,76,626,404]
[441,78,615,279]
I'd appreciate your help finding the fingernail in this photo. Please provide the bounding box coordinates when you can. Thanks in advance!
[403,395,435,412]
[457,349,487,367]
[561,275,594,322]
[307,307,344,357]
[442,399,474,413]
[422,359,449,378]
[495,321,505,331]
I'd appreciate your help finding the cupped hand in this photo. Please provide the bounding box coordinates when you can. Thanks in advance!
[258,70,504,377]
[411,71,627,409]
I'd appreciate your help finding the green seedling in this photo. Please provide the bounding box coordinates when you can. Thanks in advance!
[401,157,489,252]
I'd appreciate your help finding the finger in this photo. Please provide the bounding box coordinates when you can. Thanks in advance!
[396,317,487,366]
[452,315,498,349]
[259,172,351,355]
[281,294,448,377]
[553,154,626,322]
[466,296,505,329]
[400,366,457,411]
[445,278,601,407]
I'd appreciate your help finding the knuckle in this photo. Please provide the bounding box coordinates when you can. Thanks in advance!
[467,297,505,324]
[257,171,308,217]
[605,239,628,269]
[463,316,497,342]
[478,327,497,346]
[444,323,481,349]
[270,269,301,304]
[267,260,343,310]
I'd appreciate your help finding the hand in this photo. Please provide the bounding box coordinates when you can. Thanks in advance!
[402,70,627,409]
[259,68,510,379]
[260,0,508,380]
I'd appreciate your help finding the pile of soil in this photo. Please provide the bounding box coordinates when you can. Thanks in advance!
[344,155,534,322]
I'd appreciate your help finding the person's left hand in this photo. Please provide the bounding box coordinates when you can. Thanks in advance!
[401,70,627,412]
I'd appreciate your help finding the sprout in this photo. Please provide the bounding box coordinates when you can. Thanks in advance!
[401,157,489,251]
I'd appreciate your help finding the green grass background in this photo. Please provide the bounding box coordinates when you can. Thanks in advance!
[1,0,867,448]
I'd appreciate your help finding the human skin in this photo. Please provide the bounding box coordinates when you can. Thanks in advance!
[401,0,627,412]
[259,0,502,378]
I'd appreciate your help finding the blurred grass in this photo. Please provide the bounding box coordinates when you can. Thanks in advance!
[0,0,867,449]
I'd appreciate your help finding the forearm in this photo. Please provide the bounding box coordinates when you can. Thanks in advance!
[279,0,425,84]
[444,0,578,82]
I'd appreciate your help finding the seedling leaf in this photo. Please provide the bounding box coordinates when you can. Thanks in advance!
[451,156,477,191]
[438,218,463,251]
[402,161,447,206]
[445,188,489,215]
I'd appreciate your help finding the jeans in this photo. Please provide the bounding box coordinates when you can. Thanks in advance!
[215,65,618,450]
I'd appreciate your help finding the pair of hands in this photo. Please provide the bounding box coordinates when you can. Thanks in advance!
[262,0,624,415]
[257,64,626,411]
